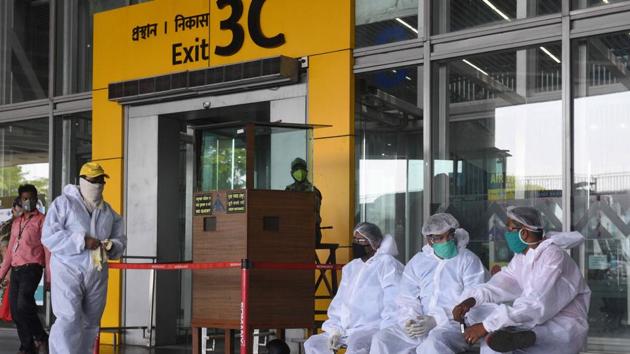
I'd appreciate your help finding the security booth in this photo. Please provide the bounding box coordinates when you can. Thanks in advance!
[191,122,317,353]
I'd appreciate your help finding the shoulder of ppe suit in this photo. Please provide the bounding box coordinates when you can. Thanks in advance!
[544,231,585,249]
[374,254,404,274]
[408,249,433,266]
[101,201,122,219]
[375,234,398,257]
[342,258,362,274]
[534,243,570,266]
[46,193,71,218]
[457,248,486,271]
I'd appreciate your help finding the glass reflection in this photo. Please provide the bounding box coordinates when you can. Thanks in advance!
[432,0,561,34]
[0,118,50,219]
[572,0,630,9]
[0,0,50,103]
[356,67,423,261]
[355,0,419,48]
[573,32,630,350]
[432,44,563,268]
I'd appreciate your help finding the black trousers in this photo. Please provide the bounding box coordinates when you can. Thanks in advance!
[9,264,46,353]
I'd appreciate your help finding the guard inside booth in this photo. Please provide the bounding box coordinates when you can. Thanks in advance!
[191,122,319,354]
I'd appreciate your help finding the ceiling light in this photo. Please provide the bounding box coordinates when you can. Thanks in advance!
[540,46,561,63]
[483,0,511,21]
[462,59,489,76]
[396,18,419,34]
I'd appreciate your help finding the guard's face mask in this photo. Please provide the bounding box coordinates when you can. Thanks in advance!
[291,169,307,182]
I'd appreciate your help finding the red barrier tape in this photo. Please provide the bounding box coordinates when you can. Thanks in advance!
[107,261,344,271]
[107,262,241,270]
[254,262,344,271]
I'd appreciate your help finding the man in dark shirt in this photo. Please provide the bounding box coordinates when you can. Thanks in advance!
[285,158,323,245]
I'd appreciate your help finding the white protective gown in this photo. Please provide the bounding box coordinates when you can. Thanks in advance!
[370,229,490,354]
[463,231,591,354]
[304,235,403,354]
[42,184,126,354]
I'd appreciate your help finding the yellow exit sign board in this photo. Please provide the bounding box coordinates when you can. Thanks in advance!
[93,0,351,90]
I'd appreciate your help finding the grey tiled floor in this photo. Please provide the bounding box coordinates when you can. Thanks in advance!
[0,327,191,354]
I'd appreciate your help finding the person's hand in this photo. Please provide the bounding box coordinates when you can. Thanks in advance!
[453,297,476,322]
[463,323,488,345]
[491,264,502,275]
[415,315,437,336]
[405,316,436,338]
[84,237,101,250]
[327,332,342,350]
[0,278,7,288]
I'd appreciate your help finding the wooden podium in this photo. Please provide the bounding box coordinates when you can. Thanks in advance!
[191,189,316,353]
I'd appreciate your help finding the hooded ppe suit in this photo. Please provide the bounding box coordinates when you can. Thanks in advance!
[463,231,591,354]
[42,184,126,354]
[369,228,489,354]
[304,234,403,354]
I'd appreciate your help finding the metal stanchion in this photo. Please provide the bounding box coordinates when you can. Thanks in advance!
[240,259,251,354]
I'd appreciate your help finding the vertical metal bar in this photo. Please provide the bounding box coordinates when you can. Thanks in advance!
[245,123,255,190]
[421,0,430,41]
[240,259,251,354]
[562,0,571,16]
[561,17,572,234]
[422,43,432,224]
[148,267,156,347]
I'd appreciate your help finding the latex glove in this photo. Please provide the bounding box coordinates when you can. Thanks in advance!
[91,239,113,271]
[327,332,342,351]
[405,316,437,338]
[405,319,421,338]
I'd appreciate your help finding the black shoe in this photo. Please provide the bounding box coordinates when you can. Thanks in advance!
[34,338,48,354]
[486,329,536,352]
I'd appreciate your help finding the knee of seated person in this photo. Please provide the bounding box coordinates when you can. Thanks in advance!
[426,326,449,341]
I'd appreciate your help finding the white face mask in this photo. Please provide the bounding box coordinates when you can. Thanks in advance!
[79,178,104,211]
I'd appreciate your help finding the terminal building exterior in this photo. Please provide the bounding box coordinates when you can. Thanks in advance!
[1,0,630,352]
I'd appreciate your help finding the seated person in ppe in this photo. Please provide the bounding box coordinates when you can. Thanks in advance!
[370,213,489,354]
[452,206,591,354]
[304,222,403,354]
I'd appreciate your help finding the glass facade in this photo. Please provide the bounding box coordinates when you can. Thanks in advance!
[573,32,630,351]
[431,43,563,268]
[0,118,50,214]
[54,0,129,95]
[0,0,50,104]
[432,0,561,34]
[573,0,630,10]
[355,67,423,261]
[356,1,630,352]
[355,0,419,48]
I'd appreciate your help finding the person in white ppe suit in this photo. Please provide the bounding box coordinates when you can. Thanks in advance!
[304,222,403,354]
[453,206,591,354]
[370,213,489,354]
[42,162,126,354]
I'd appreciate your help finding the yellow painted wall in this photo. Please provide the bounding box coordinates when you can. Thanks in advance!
[92,0,354,343]
[309,50,354,319]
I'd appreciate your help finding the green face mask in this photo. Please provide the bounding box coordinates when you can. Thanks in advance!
[292,169,307,182]
[432,239,458,259]
[505,230,528,254]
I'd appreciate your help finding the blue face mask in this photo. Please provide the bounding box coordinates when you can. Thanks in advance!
[432,239,458,259]
[505,230,528,254]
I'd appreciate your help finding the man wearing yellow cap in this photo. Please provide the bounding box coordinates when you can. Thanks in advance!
[42,162,126,354]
